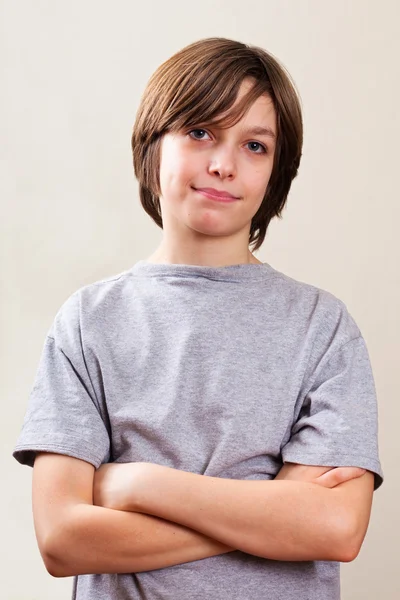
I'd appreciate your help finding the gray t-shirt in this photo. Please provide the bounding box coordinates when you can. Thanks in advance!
[13,260,383,600]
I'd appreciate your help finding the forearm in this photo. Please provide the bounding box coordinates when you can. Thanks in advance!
[46,504,235,577]
[132,469,350,562]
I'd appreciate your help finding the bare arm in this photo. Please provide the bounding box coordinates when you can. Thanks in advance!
[32,453,235,578]
[99,461,373,563]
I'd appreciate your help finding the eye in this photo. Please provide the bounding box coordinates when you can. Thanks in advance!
[188,129,211,141]
[247,141,267,154]
[188,129,268,155]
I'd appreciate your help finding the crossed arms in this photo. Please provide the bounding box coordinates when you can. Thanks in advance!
[32,453,374,577]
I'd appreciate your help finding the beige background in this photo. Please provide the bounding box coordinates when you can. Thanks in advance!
[2,1,398,598]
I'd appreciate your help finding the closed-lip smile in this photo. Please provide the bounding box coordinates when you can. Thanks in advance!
[193,187,239,200]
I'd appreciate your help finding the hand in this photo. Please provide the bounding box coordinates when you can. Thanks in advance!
[93,461,153,511]
[312,466,366,489]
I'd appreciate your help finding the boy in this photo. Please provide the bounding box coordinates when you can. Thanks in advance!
[14,37,383,599]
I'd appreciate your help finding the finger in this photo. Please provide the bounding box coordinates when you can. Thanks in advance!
[314,467,366,488]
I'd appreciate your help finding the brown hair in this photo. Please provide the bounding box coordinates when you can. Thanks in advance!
[131,37,303,252]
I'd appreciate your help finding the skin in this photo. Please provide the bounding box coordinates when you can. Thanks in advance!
[92,461,371,561]
[147,76,277,267]
[93,462,367,515]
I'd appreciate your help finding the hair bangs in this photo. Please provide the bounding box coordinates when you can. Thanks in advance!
[207,79,270,130]
[166,67,270,134]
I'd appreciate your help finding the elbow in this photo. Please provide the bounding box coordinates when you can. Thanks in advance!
[336,536,362,563]
[43,555,69,578]
[40,539,70,578]
[39,516,77,578]
[332,514,366,563]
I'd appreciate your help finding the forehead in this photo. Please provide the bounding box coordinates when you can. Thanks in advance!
[208,78,276,135]
[212,102,277,146]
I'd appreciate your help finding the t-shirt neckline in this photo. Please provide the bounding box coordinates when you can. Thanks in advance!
[129,260,273,282]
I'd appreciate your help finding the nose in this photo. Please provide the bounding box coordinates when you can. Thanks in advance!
[208,146,236,179]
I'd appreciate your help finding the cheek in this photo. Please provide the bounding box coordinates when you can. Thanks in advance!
[164,157,196,193]
[161,143,189,176]
[248,168,272,198]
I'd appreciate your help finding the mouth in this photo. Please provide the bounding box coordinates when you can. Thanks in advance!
[192,187,239,202]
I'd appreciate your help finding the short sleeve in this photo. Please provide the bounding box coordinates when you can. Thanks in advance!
[13,291,110,468]
[282,335,384,490]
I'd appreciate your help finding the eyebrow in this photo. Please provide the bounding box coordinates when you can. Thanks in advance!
[243,126,276,140]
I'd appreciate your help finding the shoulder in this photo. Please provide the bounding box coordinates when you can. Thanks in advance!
[266,265,361,344]
[48,266,135,343]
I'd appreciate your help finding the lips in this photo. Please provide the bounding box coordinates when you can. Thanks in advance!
[193,187,239,200]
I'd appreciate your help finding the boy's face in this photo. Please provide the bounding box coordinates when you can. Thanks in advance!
[157,78,277,252]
